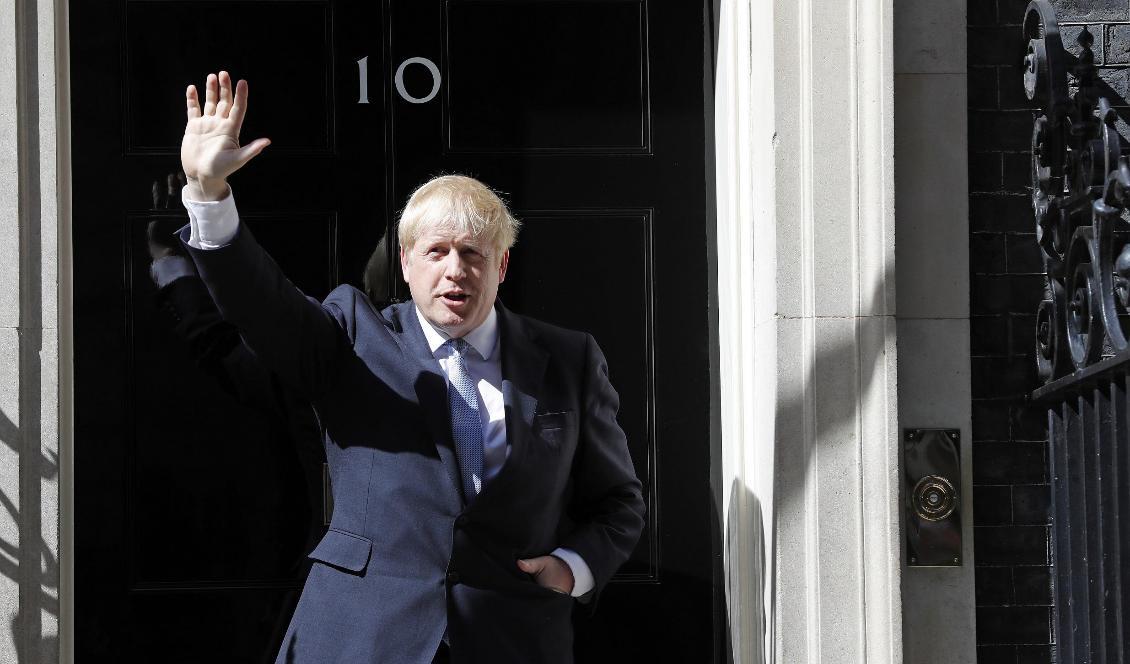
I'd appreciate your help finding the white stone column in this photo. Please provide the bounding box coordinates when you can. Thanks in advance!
[0,0,70,662]
[893,0,973,661]
[715,0,901,660]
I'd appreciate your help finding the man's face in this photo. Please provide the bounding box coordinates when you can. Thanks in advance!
[400,225,509,338]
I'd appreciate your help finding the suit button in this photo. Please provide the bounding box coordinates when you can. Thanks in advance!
[446,571,460,585]
[455,514,469,528]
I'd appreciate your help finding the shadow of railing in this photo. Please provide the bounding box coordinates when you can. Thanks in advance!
[4,0,55,659]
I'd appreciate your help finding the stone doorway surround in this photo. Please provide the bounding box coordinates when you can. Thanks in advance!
[1,0,972,661]
[713,0,971,659]
[1,0,71,662]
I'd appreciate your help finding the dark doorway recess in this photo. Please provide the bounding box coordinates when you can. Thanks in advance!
[72,1,716,660]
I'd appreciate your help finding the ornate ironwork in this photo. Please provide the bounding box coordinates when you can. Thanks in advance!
[1025,6,1130,658]
[1026,1,1129,383]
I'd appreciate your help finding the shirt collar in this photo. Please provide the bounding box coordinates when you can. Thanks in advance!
[414,304,499,360]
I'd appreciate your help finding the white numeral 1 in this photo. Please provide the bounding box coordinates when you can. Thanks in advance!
[357,55,369,104]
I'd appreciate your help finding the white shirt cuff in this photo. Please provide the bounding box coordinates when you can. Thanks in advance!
[181,184,239,250]
[149,255,197,288]
[551,547,595,598]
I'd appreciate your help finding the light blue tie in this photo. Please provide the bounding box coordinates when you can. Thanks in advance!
[445,338,484,502]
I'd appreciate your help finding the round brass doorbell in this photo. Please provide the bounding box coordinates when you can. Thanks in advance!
[912,474,957,522]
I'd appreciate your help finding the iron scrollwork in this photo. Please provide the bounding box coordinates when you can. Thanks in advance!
[1026,0,1130,382]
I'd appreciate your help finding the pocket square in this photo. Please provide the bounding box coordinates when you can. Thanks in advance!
[534,410,573,431]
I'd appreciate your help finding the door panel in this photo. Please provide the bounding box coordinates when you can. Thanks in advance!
[443,1,649,152]
[73,0,714,660]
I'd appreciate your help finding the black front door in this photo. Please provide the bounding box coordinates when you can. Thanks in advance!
[72,2,715,661]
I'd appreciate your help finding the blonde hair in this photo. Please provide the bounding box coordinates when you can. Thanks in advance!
[397,175,521,255]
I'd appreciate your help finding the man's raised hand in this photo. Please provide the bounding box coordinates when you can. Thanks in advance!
[181,71,271,201]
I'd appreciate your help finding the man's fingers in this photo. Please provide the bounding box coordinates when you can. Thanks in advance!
[185,85,201,120]
[229,79,249,128]
[217,71,233,118]
[518,557,571,594]
[219,137,271,173]
[203,73,218,116]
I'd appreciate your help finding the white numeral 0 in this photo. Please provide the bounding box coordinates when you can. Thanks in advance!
[356,56,442,105]
[394,57,441,104]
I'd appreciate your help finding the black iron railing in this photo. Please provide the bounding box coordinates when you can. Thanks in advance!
[1026,0,1130,658]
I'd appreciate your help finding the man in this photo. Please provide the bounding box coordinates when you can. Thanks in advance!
[176,70,646,663]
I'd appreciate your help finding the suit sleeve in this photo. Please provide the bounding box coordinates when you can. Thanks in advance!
[153,260,304,420]
[177,202,351,401]
[559,334,647,604]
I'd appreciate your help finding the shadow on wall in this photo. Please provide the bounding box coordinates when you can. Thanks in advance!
[712,251,895,662]
[723,479,766,664]
[0,404,58,663]
[4,0,54,656]
[0,220,55,664]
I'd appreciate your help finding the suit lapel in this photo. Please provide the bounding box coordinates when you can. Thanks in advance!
[495,302,548,482]
[388,302,463,498]
[388,300,549,505]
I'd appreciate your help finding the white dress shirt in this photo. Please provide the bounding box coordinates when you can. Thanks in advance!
[181,185,594,597]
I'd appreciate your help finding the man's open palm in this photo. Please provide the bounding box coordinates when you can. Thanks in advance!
[182,71,270,200]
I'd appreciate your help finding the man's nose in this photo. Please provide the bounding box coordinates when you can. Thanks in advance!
[443,253,467,279]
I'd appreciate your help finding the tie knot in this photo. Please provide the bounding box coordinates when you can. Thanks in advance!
[446,337,471,355]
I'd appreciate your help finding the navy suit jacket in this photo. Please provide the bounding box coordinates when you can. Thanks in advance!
[181,223,646,663]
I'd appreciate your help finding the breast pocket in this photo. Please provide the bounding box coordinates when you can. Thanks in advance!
[308,528,373,575]
[533,410,576,450]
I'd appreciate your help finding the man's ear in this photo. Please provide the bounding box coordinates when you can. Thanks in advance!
[498,249,510,283]
[399,244,410,282]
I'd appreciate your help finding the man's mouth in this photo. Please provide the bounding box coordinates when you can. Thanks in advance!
[440,292,469,304]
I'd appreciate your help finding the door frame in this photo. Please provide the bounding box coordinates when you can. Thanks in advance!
[6,0,726,661]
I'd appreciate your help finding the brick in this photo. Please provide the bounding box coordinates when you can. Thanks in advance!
[977,605,1052,643]
[971,193,1035,233]
[1010,314,1039,358]
[970,26,1027,66]
[1011,400,1050,440]
[1016,645,1054,664]
[1003,152,1033,194]
[1012,484,1052,523]
[973,440,1048,483]
[973,356,1040,398]
[968,0,997,26]
[1098,66,1130,100]
[1006,233,1043,274]
[999,0,1033,25]
[972,274,1013,314]
[970,151,1003,192]
[1114,115,1130,150]
[976,356,1041,398]
[1050,0,1129,21]
[1108,24,1130,64]
[969,66,1000,109]
[973,233,1008,273]
[974,399,1013,440]
[973,314,1011,356]
[1010,274,1049,313]
[974,525,1050,565]
[1001,65,1039,110]
[976,565,1014,603]
[971,111,1037,152]
[971,274,1045,314]
[1062,24,1104,65]
[974,485,1014,524]
[977,645,1017,662]
[1012,565,1052,603]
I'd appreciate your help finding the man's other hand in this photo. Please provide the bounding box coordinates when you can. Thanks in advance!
[516,555,575,595]
[182,70,270,201]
